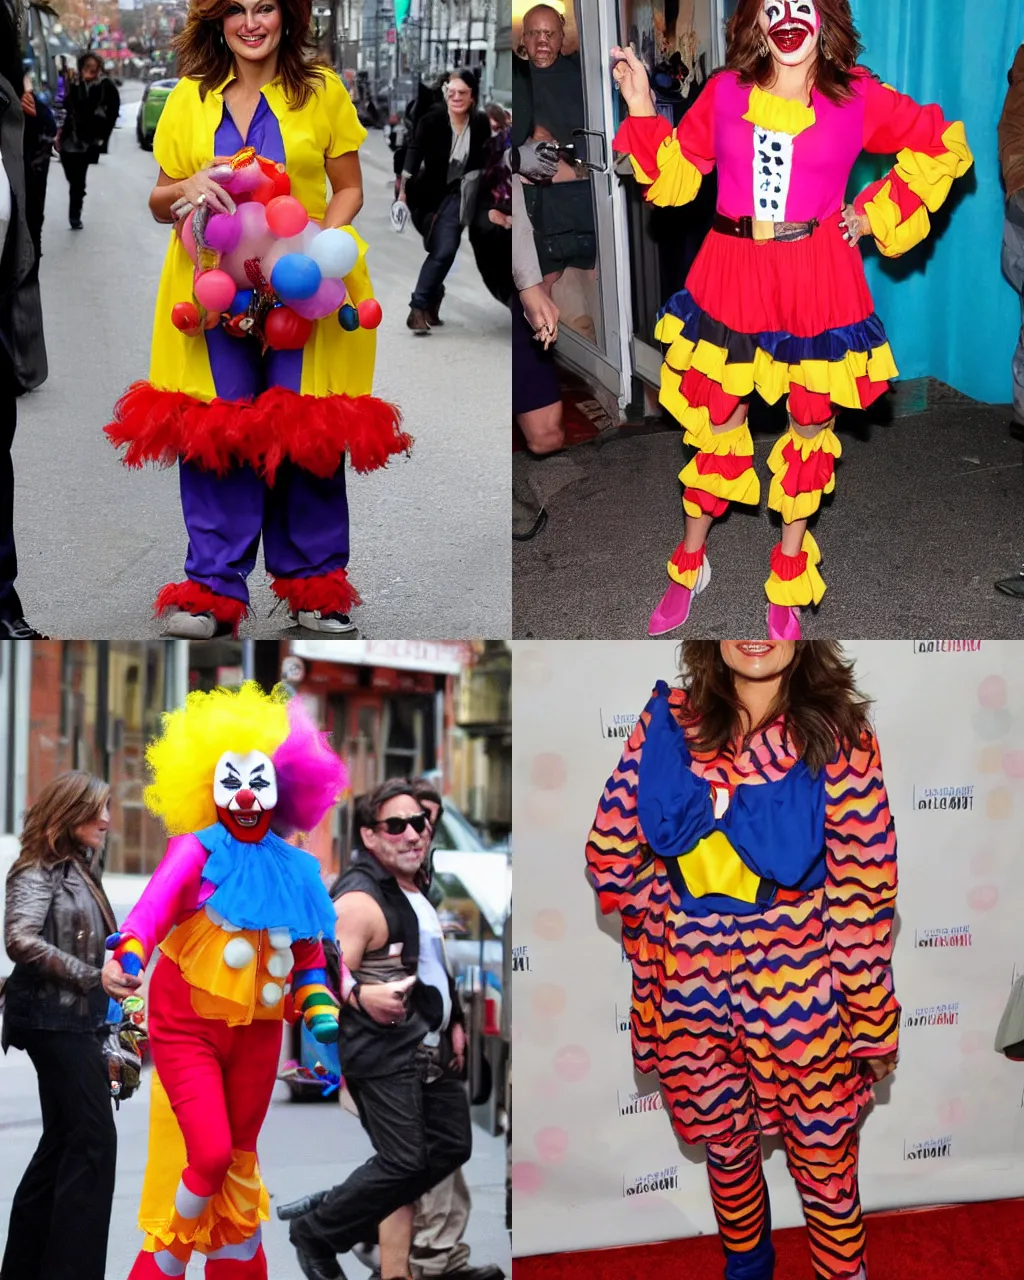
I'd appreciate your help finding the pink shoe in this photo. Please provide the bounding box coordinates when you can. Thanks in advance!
[767,603,801,640]
[648,557,711,636]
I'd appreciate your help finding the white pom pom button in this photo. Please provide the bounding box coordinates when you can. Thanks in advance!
[206,904,242,933]
[267,949,293,979]
[260,982,283,1007]
[223,937,256,970]
[268,928,292,949]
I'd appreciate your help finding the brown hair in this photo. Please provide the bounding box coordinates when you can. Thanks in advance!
[12,772,111,873]
[409,776,443,820]
[353,778,423,838]
[726,0,863,105]
[174,0,325,107]
[678,641,872,772]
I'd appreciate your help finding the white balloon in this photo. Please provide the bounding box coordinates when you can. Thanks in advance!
[308,227,360,279]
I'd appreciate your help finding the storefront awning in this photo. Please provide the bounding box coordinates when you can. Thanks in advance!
[289,639,472,675]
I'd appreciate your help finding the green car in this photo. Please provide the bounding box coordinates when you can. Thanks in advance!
[137,78,178,151]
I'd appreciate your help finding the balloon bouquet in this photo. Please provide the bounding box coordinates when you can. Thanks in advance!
[172,145,384,350]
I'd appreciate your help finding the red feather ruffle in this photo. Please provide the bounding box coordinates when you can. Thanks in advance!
[153,581,249,633]
[270,567,362,614]
[105,382,413,484]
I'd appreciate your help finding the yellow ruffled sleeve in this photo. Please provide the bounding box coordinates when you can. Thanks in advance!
[152,78,199,180]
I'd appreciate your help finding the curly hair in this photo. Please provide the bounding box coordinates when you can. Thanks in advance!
[174,0,325,106]
[144,682,346,836]
[727,0,863,105]
[678,641,872,772]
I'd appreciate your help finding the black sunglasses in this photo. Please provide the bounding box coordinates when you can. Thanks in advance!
[376,813,430,836]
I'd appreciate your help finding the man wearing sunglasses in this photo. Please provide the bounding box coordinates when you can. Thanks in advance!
[286,779,473,1280]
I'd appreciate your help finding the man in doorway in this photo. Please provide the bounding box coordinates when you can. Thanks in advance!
[286,781,474,1280]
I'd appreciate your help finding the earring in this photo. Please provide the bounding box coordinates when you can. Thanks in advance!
[756,35,769,57]
[821,33,834,61]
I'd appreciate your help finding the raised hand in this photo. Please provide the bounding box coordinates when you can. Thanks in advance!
[610,45,656,118]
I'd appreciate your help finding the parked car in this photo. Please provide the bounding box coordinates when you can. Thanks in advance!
[280,806,511,1131]
[137,78,177,150]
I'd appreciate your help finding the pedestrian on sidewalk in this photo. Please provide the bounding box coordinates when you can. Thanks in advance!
[102,0,409,639]
[399,69,491,333]
[467,104,511,306]
[284,780,473,1280]
[20,72,57,270]
[1,772,142,1280]
[56,52,114,230]
[512,140,565,542]
[0,0,49,640]
[354,776,504,1280]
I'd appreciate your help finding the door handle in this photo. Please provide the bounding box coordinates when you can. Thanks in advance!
[572,128,609,174]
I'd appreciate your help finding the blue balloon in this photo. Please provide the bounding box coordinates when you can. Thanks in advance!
[337,304,360,331]
[271,253,322,303]
[231,288,253,314]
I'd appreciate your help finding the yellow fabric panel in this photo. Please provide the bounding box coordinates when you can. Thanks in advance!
[645,138,704,207]
[659,361,709,435]
[766,423,841,522]
[862,179,931,259]
[679,457,761,507]
[894,120,973,212]
[743,84,816,137]
[682,495,705,519]
[141,1073,269,1254]
[773,420,843,464]
[627,153,659,186]
[667,560,703,589]
[148,73,375,403]
[765,531,827,607]
[674,830,761,902]
[683,416,755,458]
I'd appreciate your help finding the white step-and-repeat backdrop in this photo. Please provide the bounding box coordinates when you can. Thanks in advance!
[511,640,1024,1258]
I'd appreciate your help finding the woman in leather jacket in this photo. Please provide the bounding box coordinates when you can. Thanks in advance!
[586,641,899,1280]
[1,771,141,1280]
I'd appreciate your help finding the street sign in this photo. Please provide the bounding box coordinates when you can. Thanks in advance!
[386,26,396,42]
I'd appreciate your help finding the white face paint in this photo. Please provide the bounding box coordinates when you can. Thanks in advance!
[213,750,278,812]
[759,0,821,68]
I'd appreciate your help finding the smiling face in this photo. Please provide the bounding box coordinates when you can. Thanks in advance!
[446,76,474,117]
[214,750,278,842]
[719,640,797,682]
[360,794,428,886]
[758,0,820,68]
[222,0,283,66]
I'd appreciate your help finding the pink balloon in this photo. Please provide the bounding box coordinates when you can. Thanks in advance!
[267,195,308,239]
[222,160,263,194]
[204,211,242,254]
[261,222,319,276]
[220,201,275,287]
[288,276,347,321]
[180,215,198,266]
[194,268,237,314]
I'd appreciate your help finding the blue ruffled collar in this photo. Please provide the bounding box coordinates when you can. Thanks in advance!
[195,823,336,942]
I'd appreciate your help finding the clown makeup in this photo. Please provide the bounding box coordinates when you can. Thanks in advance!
[759,0,820,65]
[214,750,278,842]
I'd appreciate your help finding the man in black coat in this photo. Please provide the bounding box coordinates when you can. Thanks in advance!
[0,18,48,637]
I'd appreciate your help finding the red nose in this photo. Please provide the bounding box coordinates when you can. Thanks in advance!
[235,789,256,810]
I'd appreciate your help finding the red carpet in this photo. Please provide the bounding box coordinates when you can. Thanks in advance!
[512,1199,1024,1280]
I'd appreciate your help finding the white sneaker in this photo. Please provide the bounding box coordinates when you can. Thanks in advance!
[291,610,359,635]
[161,610,224,639]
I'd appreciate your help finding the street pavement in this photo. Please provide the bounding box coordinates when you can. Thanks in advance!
[513,387,1024,638]
[16,84,511,640]
[0,1045,510,1278]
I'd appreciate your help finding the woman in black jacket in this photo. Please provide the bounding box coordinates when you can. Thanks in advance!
[397,68,491,333]
[1,771,141,1280]
[57,52,117,231]
[0,0,47,639]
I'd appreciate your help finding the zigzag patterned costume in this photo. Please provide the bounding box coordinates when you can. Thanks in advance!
[585,682,899,1280]
[612,68,971,625]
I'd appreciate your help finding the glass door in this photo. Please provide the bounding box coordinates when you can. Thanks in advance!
[514,1,628,403]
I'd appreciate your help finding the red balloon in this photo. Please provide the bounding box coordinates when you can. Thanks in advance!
[269,168,291,199]
[356,298,383,329]
[266,195,309,239]
[264,306,313,350]
[171,301,201,333]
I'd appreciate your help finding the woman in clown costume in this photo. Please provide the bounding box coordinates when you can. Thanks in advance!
[105,0,410,639]
[610,0,971,639]
[101,683,348,1278]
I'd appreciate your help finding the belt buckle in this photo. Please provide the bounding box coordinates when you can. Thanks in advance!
[752,219,775,242]
[737,215,753,238]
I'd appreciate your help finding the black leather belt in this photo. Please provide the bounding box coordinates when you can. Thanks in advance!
[713,213,820,242]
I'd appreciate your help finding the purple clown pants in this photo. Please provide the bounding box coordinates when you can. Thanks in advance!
[180,325,350,607]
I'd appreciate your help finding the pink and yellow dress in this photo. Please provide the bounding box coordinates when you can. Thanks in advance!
[613,67,971,606]
[104,70,411,629]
